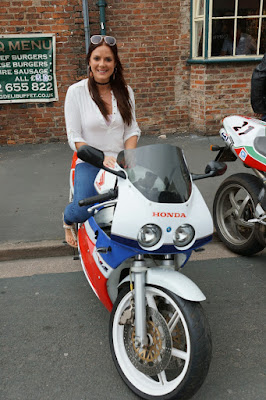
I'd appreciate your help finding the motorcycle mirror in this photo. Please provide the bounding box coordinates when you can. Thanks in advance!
[77,145,104,167]
[77,144,126,179]
[192,161,227,181]
[205,161,227,176]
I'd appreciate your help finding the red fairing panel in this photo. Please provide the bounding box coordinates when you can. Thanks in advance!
[78,224,113,312]
[71,152,78,186]
[235,148,266,171]
[71,151,78,169]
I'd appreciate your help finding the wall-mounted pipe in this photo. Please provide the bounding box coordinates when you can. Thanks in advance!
[82,0,90,54]
[97,0,107,35]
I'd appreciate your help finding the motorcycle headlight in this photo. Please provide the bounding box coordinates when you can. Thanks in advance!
[173,224,195,247]
[138,224,162,248]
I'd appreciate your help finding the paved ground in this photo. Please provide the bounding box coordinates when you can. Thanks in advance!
[0,244,265,400]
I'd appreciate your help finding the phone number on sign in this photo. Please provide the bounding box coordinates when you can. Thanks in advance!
[0,82,53,92]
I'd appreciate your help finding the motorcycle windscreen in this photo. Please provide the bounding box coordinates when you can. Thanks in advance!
[117,144,192,203]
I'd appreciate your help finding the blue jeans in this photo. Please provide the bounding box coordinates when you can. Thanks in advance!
[64,163,100,225]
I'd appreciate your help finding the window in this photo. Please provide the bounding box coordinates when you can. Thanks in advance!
[192,0,266,60]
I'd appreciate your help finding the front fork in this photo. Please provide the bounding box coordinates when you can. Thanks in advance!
[131,254,148,347]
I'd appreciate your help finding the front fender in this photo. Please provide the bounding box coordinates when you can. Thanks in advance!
[119,267,206,302]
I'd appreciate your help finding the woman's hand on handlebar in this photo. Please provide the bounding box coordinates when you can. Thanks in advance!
[103,155,116,169]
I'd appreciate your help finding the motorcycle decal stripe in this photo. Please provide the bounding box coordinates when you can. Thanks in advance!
[235,147,266,171]
[244,146,266,164]
[111,234,213,254]
[78,225,113,312]
[88,217,137,269]
[111,234,177,253]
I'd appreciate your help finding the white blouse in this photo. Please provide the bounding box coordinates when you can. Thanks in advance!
[64,79,141,161]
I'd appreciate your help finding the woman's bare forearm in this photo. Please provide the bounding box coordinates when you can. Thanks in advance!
[125,135,138,149]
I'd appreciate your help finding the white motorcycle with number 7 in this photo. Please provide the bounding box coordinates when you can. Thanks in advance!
[73,143,226,400]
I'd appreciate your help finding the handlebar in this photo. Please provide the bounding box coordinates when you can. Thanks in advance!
[79,188,118,207]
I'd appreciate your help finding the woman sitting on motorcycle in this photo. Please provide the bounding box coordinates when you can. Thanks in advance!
[63,35,141,248]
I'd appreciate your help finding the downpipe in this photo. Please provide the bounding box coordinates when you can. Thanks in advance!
[97,0,107,35]
[82,0,90,54]
[132,255,148,347]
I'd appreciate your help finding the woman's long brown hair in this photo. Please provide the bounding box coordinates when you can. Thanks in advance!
[86,42,133,126]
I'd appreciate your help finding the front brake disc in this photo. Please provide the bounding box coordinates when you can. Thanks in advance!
[123,307,172,375]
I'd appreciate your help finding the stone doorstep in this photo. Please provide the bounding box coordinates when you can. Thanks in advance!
[0,233,220,262]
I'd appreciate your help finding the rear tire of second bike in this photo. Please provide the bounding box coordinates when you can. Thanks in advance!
[213,173,265,256]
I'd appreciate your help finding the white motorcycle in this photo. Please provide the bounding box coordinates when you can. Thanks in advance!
[73,143,226,400]
[212,115,266,256]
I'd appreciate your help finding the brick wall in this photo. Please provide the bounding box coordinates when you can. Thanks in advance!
[189,62,258,135]
[204,63,257,134]
[0,0,259,145]
[0,0,86,145]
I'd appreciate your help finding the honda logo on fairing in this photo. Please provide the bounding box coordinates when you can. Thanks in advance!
[153,212,186,217]
[96,171,106,190]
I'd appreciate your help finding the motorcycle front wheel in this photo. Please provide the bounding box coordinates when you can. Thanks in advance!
[109,286,212,400]
[213,173,265,256]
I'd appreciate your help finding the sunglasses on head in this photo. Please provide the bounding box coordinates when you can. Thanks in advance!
[90,35,116,46]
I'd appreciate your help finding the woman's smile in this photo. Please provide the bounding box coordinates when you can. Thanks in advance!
[89,44,116,83]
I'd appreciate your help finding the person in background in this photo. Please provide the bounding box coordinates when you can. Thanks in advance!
[221,21,256,56]
[63,35,141,248]
[251,53,266,121]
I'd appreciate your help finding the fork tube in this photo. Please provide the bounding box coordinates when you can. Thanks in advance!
[131,255,148,347]
[252,169,266,184]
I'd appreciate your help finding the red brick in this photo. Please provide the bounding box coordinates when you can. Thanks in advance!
[0,0,259,144]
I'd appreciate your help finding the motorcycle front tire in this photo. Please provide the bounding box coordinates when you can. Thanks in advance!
[213,173,265,256]
[109,286,212,400]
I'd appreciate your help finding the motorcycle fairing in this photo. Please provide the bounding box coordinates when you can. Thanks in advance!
[87,215,194,267]
[222,115,266,170]
[94,169,117,194]
[110,178,213,251]
[88,216,138,268]
[89,212,212,263]
[78,223,113,312]
[79,217,209,308]
[234,146,266,171]
[110,234,212,255]
[223,116,266,145]
[254,136,266,157]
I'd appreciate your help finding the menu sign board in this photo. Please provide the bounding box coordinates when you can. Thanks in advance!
[0,34,58,103]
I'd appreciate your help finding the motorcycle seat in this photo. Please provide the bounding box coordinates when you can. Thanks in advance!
[254,136,266,158]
